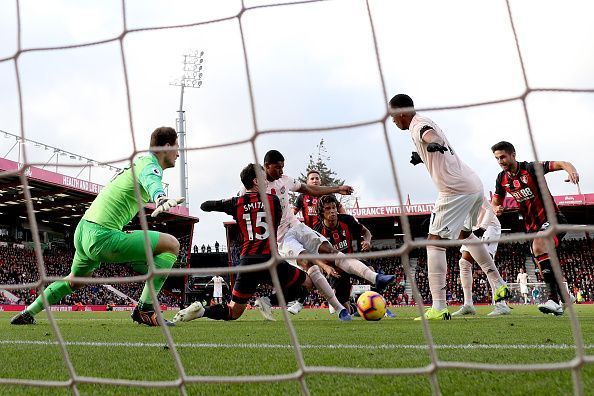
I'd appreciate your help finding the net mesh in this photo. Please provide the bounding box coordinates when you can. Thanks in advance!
[1,0,593,395]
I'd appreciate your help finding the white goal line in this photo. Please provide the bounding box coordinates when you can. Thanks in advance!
[1,340,592,350]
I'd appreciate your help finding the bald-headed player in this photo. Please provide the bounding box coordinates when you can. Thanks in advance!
[390,94,510,320]
[12,127,184,326]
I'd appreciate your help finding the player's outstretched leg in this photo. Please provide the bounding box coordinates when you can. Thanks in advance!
[173,301,205,323]
[11,280,75,325]
[462,234,510,302]
[254,296,275,321]
[335,252,396,292]
[174,302,245,323]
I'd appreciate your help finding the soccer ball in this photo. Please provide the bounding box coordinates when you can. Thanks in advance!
[356,291,386,321]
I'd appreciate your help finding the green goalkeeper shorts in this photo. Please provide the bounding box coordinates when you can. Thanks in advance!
[71,219,160,276]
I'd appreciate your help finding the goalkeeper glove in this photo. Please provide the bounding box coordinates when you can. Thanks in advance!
[427,143,448,153]
[473,228,486,239]
[410,151,423,166]
[151,196,185,217]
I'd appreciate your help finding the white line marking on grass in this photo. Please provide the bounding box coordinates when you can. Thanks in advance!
[1,340,593,350]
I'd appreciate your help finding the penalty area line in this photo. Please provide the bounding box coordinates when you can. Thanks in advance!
[0,340,592,350]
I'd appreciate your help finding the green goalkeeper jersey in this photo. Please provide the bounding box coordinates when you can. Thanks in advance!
[83,154,166,230]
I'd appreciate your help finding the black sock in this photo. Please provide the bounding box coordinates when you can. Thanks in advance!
[269,286,308,307]
[286,286,308,304]
[137,301,154,311]
[537,255,561,303]
[204,304,232,320]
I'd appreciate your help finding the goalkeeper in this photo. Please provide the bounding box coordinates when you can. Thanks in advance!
[11,127,184,326]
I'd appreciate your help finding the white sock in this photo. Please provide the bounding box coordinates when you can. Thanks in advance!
[336,252,377,284]
[463,234,505,289]
[458,258,474,306]
[427,245,447,311]
[307,266,345,312]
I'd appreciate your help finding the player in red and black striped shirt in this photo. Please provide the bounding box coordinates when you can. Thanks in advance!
[491,141,580,315]
[294,170,345,228]
[314,195,372,309]
[173,163,311,323]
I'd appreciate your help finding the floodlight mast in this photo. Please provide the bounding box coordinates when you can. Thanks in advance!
[169,50,205,209]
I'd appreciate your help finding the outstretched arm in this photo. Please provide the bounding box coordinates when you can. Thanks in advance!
[201,198,236,216]
[551,161,579,184]
[298,183,353,197]
[201,200,227,212]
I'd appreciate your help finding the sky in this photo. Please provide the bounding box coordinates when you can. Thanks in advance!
[0,0,593,248]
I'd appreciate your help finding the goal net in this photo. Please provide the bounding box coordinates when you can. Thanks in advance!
[1,0,592,395]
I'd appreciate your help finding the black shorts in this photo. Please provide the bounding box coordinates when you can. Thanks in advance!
[232,257,306,304]
[535,212,568,247]
[329,274,352,304]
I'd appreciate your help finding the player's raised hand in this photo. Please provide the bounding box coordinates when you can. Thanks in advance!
[319,263,340,278]
[564,171,579,184]
[152,196,185,217]
[427,143,448,153]
[410,151,423,165]
[337,185,354,195]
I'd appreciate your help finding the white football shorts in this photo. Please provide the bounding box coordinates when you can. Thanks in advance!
[429,191,484,240]
[278,222,328,267]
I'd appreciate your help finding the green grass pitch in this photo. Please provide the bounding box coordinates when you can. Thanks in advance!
[1,305,594,395]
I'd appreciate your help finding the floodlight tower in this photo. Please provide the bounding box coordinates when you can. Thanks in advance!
[170,50,205,208]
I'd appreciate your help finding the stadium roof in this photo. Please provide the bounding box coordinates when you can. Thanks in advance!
[0,157,198,230]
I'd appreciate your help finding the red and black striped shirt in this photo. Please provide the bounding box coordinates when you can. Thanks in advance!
[494,161,559,232]
[314,214,363,253]
[294,194,320,228]
[211,193,282,258]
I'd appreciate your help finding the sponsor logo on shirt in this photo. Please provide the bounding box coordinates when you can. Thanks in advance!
[511,187,534,203]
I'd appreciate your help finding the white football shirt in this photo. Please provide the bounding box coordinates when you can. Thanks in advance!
[265,175,302,240]
[212,276,224,295]
[410,114,482,196]
[517,272,528,285]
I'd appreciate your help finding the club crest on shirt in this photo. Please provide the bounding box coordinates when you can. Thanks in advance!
[513,180,521,188]
[520,175,528,184]
[280,186,286,194]
[152,168,162,176]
